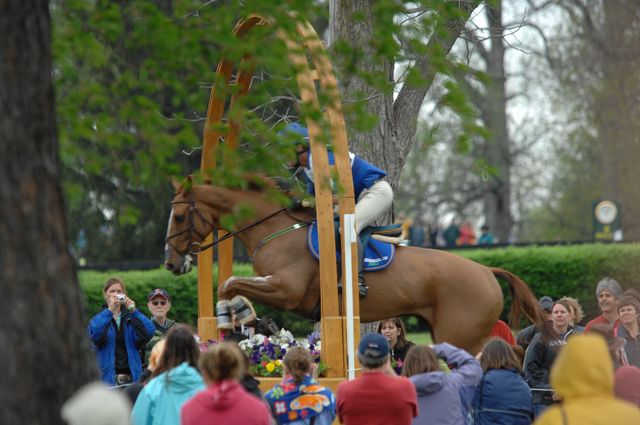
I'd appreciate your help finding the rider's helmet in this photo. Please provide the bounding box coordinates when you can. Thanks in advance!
[280,122,310,168]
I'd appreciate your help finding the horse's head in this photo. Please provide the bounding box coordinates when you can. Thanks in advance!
[164,177,215,275]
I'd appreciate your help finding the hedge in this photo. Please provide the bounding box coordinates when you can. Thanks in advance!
[79,243,640,335]
[460,243,640,324]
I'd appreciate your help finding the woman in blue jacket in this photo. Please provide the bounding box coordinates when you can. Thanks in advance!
[471,337,533,425]
[88,277,155,386]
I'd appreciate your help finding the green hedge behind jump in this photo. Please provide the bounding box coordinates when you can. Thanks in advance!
[78,243,640,335]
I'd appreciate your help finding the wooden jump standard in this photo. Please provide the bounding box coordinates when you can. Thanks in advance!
[196,15,361,391]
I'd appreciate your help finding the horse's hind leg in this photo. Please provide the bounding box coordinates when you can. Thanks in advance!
[423,291,500,355]
[429,314,495,355]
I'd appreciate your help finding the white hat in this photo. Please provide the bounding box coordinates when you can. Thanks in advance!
[61,382,132,425]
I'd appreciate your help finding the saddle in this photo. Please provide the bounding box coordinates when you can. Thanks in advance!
[307,219,409,272]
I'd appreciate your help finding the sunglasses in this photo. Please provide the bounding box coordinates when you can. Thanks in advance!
[151,300,168,306]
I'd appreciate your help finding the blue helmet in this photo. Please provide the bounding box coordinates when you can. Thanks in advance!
[281,122,310,152]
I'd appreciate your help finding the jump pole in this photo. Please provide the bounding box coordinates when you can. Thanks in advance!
[196,14,360,389]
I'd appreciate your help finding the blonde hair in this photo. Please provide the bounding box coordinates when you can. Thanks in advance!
[199,342,246,384]
[148,339,166,371]
[560,296,585,324]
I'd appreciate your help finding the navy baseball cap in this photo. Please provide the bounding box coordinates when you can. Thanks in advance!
[147,288,171,301]
[538,296,554,311]
[358,333,389,359]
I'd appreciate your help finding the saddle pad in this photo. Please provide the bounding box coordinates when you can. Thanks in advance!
[307,221,395,271]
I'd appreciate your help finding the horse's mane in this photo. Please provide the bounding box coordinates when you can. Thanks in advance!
[179,172,313,214]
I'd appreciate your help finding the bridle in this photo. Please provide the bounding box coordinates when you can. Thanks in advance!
[165,194,291,257]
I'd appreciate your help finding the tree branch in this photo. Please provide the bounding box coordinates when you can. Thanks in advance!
[393,1,482,145]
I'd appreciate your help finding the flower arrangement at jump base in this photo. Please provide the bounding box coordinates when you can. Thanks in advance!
[199,329,326,378]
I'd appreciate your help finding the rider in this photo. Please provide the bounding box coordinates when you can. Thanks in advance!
[285,122,393,298]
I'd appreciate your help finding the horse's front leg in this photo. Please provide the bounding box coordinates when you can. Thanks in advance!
[219,274,302,309]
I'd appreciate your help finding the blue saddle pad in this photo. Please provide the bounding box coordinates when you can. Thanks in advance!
[307,221,395,272]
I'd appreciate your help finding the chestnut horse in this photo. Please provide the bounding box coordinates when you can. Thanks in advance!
[164,180,542,353]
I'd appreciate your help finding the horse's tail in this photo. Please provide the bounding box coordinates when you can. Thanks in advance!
[490,267,544,328]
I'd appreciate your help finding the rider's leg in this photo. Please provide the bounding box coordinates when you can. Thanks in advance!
[356,238,368,298]
[354,180,394,233]
[354,180,393,297]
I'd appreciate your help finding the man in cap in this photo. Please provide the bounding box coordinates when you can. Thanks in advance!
[516,295,554,351]
[147,288,176,335]
[585,277,623,332]
[336,333,417,425]
[144,288,177,366]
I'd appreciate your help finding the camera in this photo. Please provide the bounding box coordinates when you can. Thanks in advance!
[115,294,126,303]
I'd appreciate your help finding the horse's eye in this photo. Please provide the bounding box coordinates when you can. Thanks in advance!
[174,215,185,223]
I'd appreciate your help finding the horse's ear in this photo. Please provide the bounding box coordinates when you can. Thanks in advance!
[171,176,193,194]
[171,177,182,192]
[183,175,193,194]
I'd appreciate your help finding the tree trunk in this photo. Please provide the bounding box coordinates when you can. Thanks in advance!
[481,0,513,242]
[0,1,98,423]
[329,0,480,224]
[596,0,640,239]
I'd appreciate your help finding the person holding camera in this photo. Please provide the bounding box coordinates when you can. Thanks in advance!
[88,277,155,386]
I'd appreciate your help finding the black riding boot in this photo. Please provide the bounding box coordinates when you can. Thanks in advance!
[357,239,368,298]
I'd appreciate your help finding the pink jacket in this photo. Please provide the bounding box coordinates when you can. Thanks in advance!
[181,380,271,425]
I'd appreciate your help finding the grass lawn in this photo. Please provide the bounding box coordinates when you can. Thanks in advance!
[407,331,433,345]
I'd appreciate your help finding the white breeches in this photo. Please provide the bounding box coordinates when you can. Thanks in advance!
[355,180,393,234]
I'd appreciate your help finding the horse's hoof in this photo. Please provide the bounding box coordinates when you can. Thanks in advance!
[230,295,257,325]
[216,300,232,329]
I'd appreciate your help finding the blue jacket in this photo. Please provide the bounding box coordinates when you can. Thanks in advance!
[88,307,155,385]
[304,151,386,200]
[410,343,483,425]
[470,368,533,425]
[131,362,205,425]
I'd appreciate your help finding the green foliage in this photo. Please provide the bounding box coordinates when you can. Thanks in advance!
[52,1,327,262]
[79,265,314,336]
[53,0,483,266]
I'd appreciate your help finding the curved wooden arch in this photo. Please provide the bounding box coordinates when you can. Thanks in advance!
[196,15,360,382]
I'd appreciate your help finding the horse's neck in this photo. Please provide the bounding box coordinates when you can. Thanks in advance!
[197,185,300,253]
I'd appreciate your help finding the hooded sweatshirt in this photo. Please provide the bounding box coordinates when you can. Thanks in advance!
[181,379,272,425]
[131,362,205,425]
[534,334,640,425]
[409,343,482,425]
[614,365,640,407]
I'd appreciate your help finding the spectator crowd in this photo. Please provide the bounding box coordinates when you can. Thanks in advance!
[62,275,640,425]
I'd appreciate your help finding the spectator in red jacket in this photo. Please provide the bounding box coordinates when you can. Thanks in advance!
[584,277,623,332]
[337,333,417,425]
[490,319,516,345]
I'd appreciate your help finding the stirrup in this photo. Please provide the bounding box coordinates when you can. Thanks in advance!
[358,284,369,298]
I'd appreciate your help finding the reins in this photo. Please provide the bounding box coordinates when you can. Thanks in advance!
[166,194,310,256]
